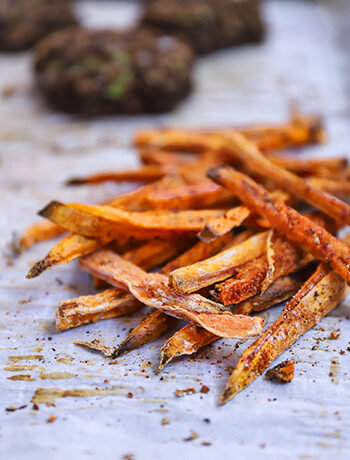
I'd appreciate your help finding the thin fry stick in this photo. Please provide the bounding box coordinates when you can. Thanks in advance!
[220,130,350,224]
[115,310,178,358]
[56,289,141,331]
[209,167,350,283]
[139,149,197,167]
[307,177,350,199]
[38,201,227,240]
[169,231,269,294]
[18,220,65,251]
[80,250,263,338]
[268,153,348,177]
[220,263,347,404]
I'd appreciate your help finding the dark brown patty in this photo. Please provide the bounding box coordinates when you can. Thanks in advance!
[34,27,194,115]
[141,0,264,55]
[0,0,77,52]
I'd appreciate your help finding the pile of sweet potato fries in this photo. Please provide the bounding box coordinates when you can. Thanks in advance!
[22,112,350,404]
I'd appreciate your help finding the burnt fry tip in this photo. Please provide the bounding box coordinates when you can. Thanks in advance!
[65,178,85,186]
[38,201,63,219]
[26,256,53,279]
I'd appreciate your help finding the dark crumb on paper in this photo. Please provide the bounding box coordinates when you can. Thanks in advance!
[127,392,133,399]
[200,385,210,394]
[203,418,211,424]
[122,455,135,460]
[329,330,341,340]
[175,387,196,397]
[184,432,198,442]
[47,415,57,423]
[32,403,39,410]
[5,405,27,412]
[265,360,294,384]
[201,441,212,447]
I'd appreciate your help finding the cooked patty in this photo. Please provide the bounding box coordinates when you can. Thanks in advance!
[0,0,77,52]
[141,0,264,55]
[34,27,194,115]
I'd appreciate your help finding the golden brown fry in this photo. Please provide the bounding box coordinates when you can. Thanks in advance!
[134,113,325,153]
[26,233,102,279]
[307,177,350,199]
[268,153,348,177]
[80,250,263,338]
[66,165,168,186]
[235,271,307,314]
[220,131,350,224]
[39,201,226,240]
[139,149,197,167]
[115,310,178,358]
[158,324,218,372]
[57,289,141,331]
[220,263,347,404]
[209,167,350,283]
[169,231,269,294]
[18,220,65,251]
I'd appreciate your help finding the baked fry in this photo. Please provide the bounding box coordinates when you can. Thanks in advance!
[139,149,197,167]
[27,233,102,279]
[57,289,141,331]
[220,263,347,404]
[307,177,350,199]
[158,324,218,372]
[268,153,348,177]
[80,250,263,338]
[39,201,226,240]
[115,310,178,358]
[67,165,168,186]
[209,167,350,283]
[220,131,350,224]
[169,231,269,294]
[18,220,65,251]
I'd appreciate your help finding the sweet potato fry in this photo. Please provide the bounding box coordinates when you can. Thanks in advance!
[115,310,178,358]
[268,153,348,177]
[18,220,65,251]
[209,167,350,283]
[220,131,350,224]
[56,289,141,331]
[169,231,269,294]
[80,250,263,338]
[67,165,168,186]
[39,201,227,240]
[139,149,197,167]
[26,233,102,279]
[158,324,218,372]
[134,113,325,153]
[220,263,347,404]
[307,177,350,199]
[234,271,307,314]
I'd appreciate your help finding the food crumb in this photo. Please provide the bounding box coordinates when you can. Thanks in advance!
[127,392,133,399]
[265,360,294,384]
[184,432,198,442]
[200,385,210,394]
[161,417,169,425]
[329,330,341,340]
[47,415,57,423]
[175,387,196,397]
[201,441,211,446]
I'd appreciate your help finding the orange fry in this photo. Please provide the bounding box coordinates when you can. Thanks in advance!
[307,176,350,199]
[18,220,65,251]
[169,231,269,294]
[209,167,350,283]
[220,263,347,404]
[80,250,263,338]
[39,201,227,240]
[268,153,348,177]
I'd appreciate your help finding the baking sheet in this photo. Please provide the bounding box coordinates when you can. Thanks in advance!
[1,1,350,459]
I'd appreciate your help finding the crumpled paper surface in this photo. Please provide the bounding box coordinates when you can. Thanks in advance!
[0,1,349,459]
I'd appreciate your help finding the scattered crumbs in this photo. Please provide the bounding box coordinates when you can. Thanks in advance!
[47,415,57,423]
[161,417,169,425]
[329,356,340,385]
[200,385,210,394]
[175,387,196,397]
[265,361,294,384]
[8,355,44,363]
[5,405,27,412]
[7,374,35,381]
[329,330,341,340]
[184,432,198,442]
[57,357,74,364]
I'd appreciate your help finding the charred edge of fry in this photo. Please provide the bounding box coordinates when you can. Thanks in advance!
[38,201,62,220]
[26,255,56,279]
[114,311,177,358]
[265,360,294,384]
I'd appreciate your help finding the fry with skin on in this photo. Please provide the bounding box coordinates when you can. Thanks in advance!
[113,230,250,357]
[209,167,350,283]
[18,220,65,251]
[38,201,227,240]
[169,231,269,294]
[220,130,350,224]
[220,263,348,404]
[80,250,263,339]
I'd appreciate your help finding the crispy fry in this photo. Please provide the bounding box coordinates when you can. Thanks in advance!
[115,310,178,358]
[209,167,350,283]
[18,220,65,251]
[26,233,102,279]
[169,231,269,294]
[67,165,168,186]
[139,149,197,167]
[220,131,350,224]
[80,250,263,338]
[307,177,350,199]
[268,153,348,177]
[235,271,307,314]
[220,263,347,404]
[39,201,227,240]
[134,113,325,152]
[158,324,218,372]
